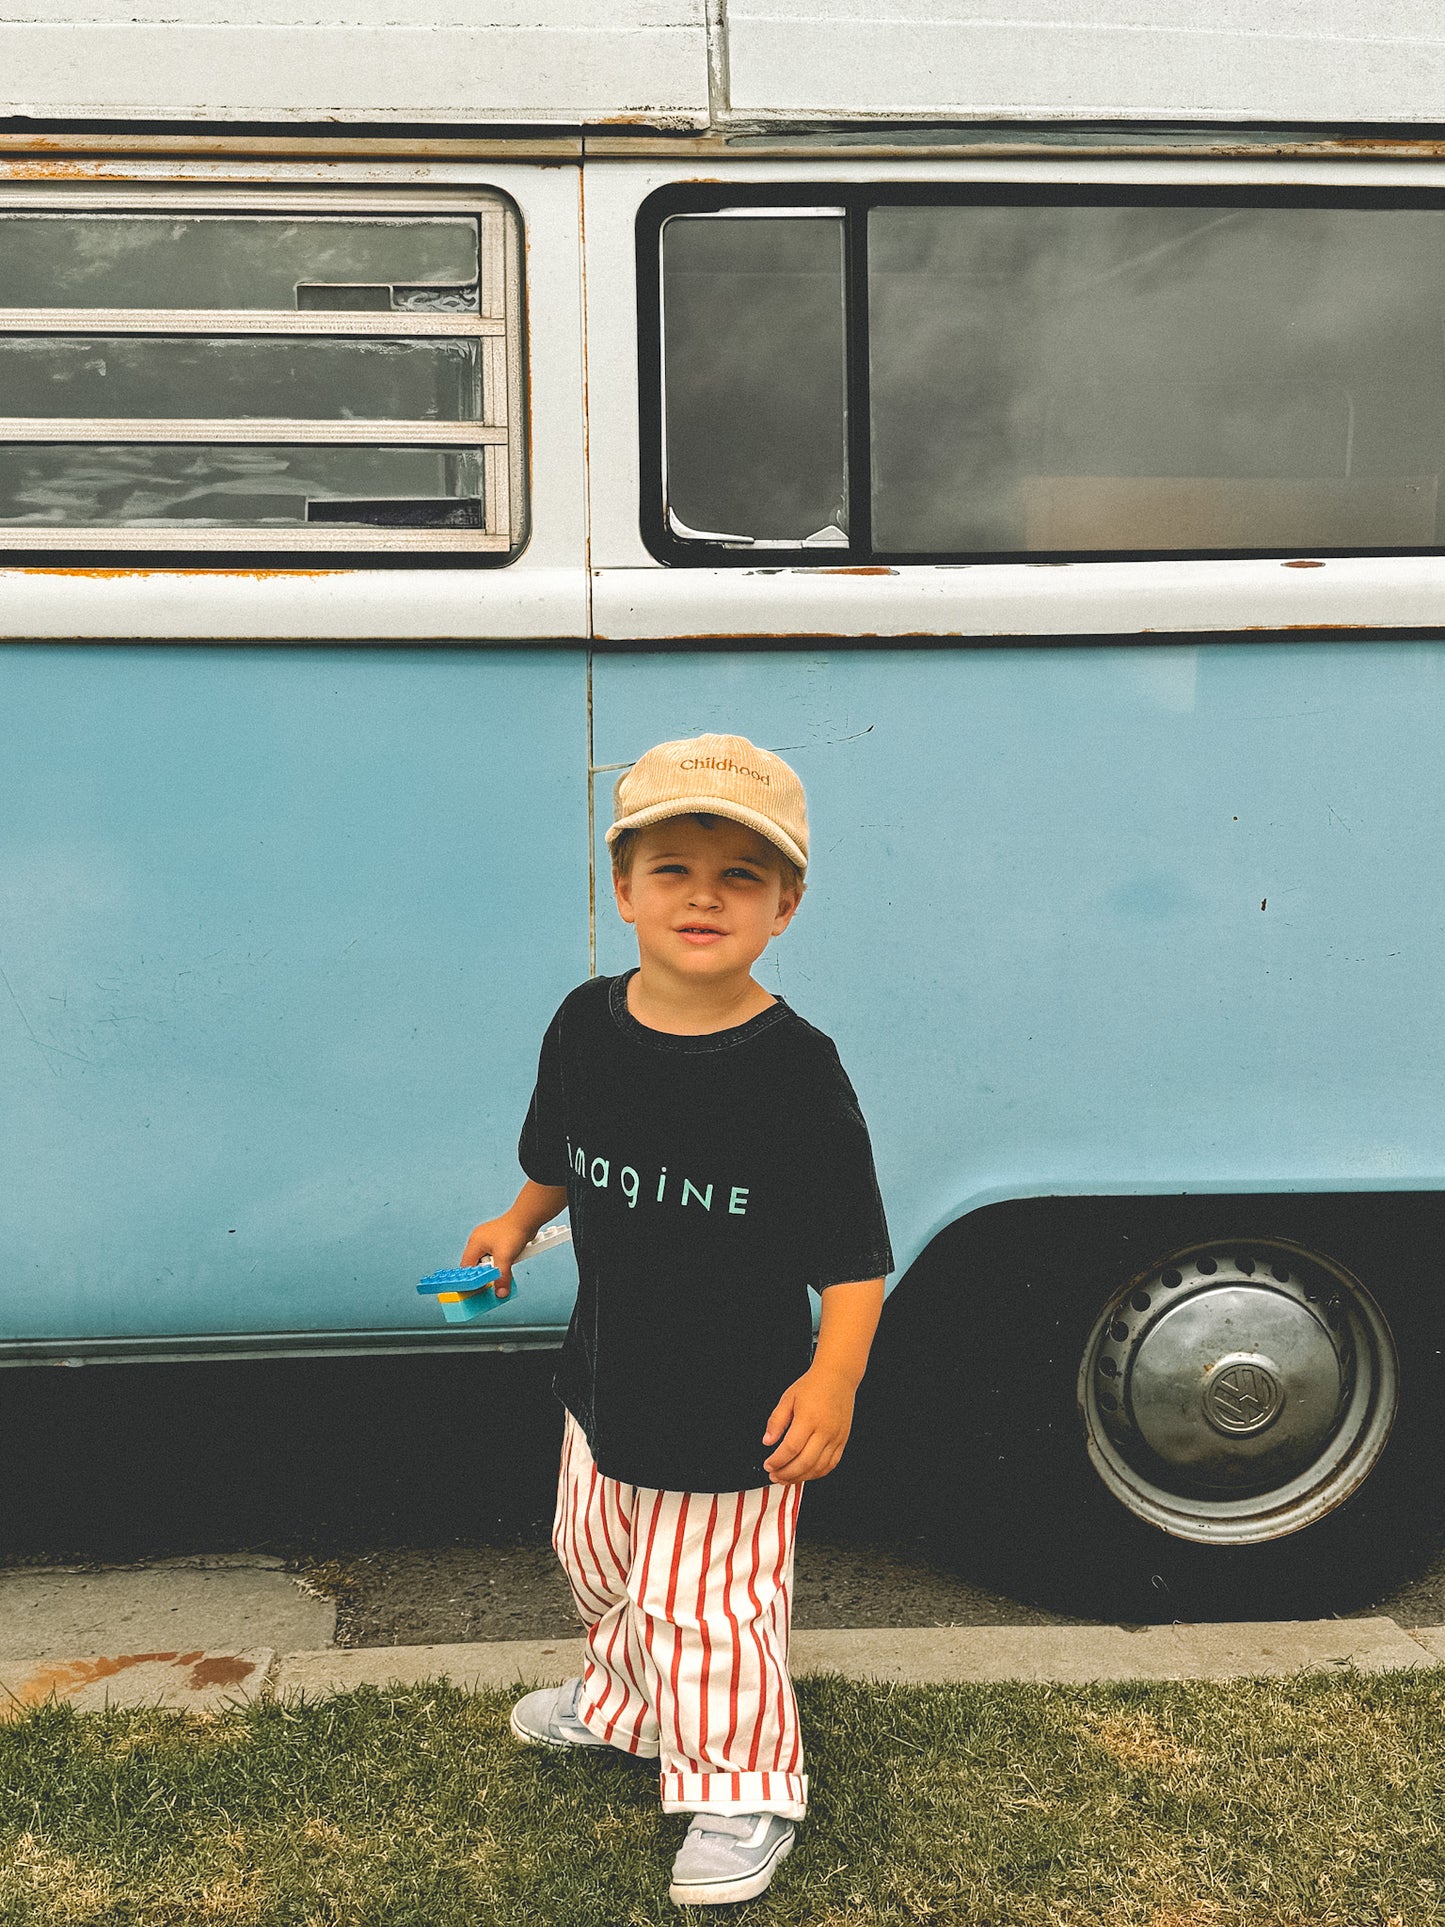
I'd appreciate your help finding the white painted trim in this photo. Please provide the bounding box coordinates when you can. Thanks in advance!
[0,564,584,637]
[592,557,1445,643]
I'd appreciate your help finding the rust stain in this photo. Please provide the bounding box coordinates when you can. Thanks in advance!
[1242,622,1380,632]
[4,1648,257,1712]
[593,630,933,643]
[0,135,581,162]
[187,1655,256,1690]
[10,1651,181,1707]
[595,113,706,130]
[1283,559,1326,568]
[0,160,131,180]
[16,566,342,580]
[1329,137,1445,155]
[821,566,896,576]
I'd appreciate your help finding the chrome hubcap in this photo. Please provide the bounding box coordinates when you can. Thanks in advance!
[1078,1240,1398,1544]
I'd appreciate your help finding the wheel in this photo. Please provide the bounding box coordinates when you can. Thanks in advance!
[1078,1238,1398,1545]
[853,1195,1445,1621]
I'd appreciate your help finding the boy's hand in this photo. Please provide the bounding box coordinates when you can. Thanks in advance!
[761,1365,857,1484]
[459,1216,531,1301]
[460,1182,568,1302]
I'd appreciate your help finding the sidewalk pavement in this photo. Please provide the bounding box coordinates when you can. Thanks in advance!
[0,1557,337,1665]
[5,1619,1445,1717]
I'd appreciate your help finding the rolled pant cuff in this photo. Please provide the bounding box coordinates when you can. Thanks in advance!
[659,1770,807,1821]
[575,1696,659,1759]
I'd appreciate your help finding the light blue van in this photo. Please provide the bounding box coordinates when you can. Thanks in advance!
[6,2,1445,1605]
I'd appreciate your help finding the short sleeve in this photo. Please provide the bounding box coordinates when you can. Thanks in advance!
[517,1003,570,1187]
[788,1041,894,1291]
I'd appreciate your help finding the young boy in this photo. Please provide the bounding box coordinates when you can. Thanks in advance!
[462,732,892,1907]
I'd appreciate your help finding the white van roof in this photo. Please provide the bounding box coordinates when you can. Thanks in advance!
[1,0,1443,131]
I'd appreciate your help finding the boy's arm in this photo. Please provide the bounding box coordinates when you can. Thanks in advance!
[761,1277,885,1484]
[461,1179,568,1299]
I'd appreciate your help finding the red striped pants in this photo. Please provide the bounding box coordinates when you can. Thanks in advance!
[552,1411,807,1821]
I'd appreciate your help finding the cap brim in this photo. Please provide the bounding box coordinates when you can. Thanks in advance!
[605,797,807,872]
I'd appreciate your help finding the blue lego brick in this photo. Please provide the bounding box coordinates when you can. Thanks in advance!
[413,1224,569,1326]
[417,1265,502,1296]
[417,1262,510,1322]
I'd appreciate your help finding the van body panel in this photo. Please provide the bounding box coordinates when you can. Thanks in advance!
[6,2,1445,134]
[0,643,590,1345]
[725,1,1445,127]
[0,1,710,127]
[592,641,1445,1282]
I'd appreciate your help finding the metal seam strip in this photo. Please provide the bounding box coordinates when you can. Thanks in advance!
[0,309,496,335]
[0,418,503,442]
[0,525,506,550]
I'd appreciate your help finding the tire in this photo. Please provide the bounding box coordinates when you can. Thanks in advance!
[850,1194,1445,1622]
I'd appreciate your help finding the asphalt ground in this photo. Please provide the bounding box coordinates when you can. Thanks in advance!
[3,1336,1445,1646]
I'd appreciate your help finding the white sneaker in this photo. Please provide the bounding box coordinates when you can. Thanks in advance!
[508,1677,612,1750]
[668,1811,796,1906]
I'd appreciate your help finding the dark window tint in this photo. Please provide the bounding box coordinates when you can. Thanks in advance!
[662,213,847,545]
[869,203,1445,554]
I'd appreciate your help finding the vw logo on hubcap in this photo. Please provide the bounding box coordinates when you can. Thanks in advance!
[1203,1357,1284,1435]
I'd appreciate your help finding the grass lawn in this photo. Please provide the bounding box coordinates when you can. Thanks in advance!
[2,1671,1444,1924]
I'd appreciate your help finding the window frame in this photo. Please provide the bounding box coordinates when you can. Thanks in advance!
[0,184,527,567]
[638,179,1445,569]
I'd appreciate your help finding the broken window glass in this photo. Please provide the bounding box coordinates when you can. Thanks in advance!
[661,212,847,545]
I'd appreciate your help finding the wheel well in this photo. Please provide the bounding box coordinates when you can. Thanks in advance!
[862,1189,1445,1510]
[832,1189,1445,1614]
[887,1190,1445,1336]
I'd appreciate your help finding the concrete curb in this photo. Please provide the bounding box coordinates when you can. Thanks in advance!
[4,1619,1444,1715]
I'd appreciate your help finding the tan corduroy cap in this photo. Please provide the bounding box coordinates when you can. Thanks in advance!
[606,733,809,872]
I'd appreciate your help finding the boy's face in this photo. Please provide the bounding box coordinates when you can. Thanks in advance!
[613,814,800,985]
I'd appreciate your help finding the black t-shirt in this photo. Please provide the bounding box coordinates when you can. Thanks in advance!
[518,972,894,1492]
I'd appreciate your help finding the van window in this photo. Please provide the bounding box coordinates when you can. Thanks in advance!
[0,202,523,556]
[650,190,1445,562]
[661,211,848,546]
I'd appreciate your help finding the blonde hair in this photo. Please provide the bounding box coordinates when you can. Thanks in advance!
[610,816,805,901]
